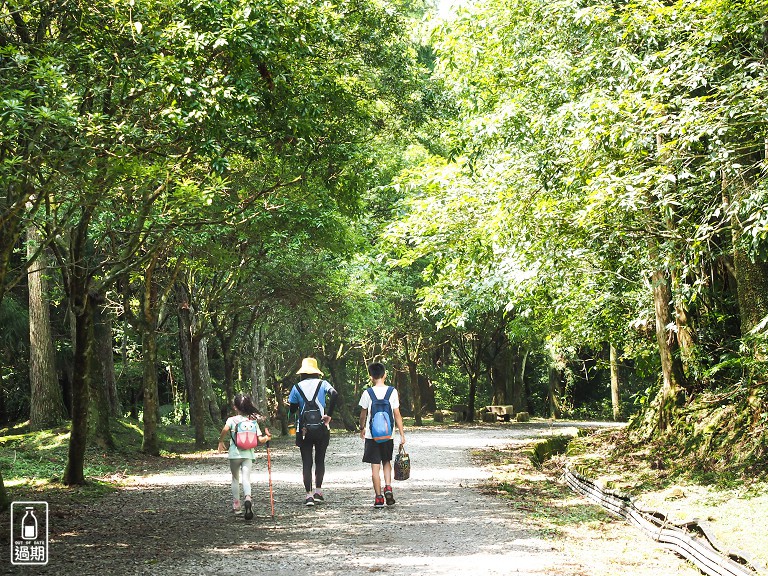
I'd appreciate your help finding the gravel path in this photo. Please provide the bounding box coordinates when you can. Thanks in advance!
[3,423,699,575]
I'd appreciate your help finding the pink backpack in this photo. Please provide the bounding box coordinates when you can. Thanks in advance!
[231,418,259,449]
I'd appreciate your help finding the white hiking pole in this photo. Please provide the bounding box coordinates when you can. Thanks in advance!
[266,437,275,518]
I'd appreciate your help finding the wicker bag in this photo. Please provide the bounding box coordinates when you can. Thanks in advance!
[394,445,410,481]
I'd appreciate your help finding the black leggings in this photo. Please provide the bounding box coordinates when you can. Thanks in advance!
[298,434,329,492]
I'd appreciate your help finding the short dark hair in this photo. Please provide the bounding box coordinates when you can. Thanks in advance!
[368,362,386,379]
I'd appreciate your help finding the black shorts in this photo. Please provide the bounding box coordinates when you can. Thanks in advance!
[362,438,394,464]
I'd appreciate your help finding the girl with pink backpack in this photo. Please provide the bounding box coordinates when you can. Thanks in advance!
[218,394,272,520]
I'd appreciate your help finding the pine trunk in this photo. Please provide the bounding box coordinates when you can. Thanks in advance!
[27,227,67,429]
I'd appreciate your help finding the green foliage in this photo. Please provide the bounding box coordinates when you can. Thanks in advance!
[429,363,466,409]
[160,403,190,426]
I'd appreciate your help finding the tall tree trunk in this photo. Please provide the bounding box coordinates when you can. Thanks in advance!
[64,307,90,485]
[251,327,269,417]
[407,359,423,423]
[418,374,436,412]
[722,144,768,421]
[466,371,478,422]
[733,249,768,337]
[141,328,161,455]
[672,272,696,372]
[651,269,687,431]
[490,339,511,405]
[548,365,562,419]
[88,295,114,449]
[57,203,97,486]
[325,354,356,431]
[176,282,205,436]
[646,133,688,432]
[200,338,220,425]
[725,163,768,339]
[221,344,236,418]
[94,297,120,416]
[189,334,207,446]
[176,292,194,423]
[453,333,480,422]
[510,346,529,414]
[271,379,289,436]
[139,262,162,456]
[27,227,66,429]
[610,344,622,421]
[404,338,423,426]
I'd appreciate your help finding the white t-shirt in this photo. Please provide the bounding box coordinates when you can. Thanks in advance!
[358,385,400,440]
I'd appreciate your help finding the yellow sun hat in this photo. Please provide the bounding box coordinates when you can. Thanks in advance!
[296,357,323,376]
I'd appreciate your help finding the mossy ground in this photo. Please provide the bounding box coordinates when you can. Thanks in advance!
[566,427,768,571]
[0,417,222,504]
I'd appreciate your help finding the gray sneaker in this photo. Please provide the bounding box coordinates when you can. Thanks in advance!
[305,496,315,506]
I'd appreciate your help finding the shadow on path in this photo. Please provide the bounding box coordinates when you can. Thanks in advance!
[2,422,697,576]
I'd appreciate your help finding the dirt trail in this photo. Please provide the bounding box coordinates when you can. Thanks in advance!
[3,423,699,575]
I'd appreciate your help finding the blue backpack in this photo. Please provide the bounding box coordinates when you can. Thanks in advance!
[368,386,394,443]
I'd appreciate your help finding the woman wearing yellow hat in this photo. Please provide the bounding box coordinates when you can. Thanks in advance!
[288,357,339,506]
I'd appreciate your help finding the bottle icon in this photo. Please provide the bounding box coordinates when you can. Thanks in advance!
[21,507,38,540]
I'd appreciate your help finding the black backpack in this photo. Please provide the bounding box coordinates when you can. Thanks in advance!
[297,381,326,441]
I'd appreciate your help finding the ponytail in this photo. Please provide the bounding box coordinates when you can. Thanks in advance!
[234,393,261,419]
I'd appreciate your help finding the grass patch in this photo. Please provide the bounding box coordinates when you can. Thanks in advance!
[474,441,613,540]
[567,427,768,570]
[0,417,223,500]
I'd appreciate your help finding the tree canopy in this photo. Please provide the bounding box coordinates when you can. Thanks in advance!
[2,0,767,500]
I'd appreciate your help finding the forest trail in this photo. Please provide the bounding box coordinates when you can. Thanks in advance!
[3,423,699,576]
